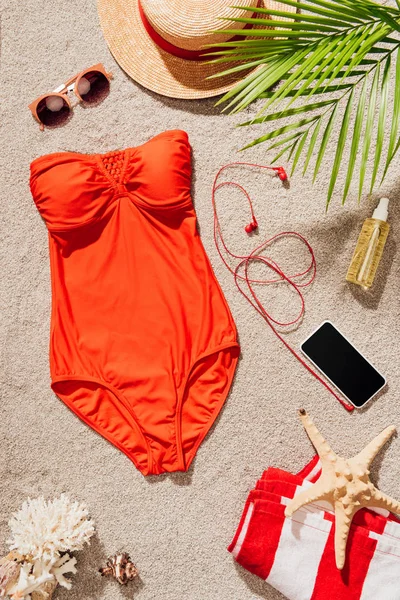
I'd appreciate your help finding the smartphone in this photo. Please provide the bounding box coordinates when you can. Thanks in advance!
[300,321,386,408]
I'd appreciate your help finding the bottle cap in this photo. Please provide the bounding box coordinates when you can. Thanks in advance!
[372,197,389,222]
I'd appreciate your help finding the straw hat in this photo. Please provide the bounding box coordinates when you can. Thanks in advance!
[97,0,295,99]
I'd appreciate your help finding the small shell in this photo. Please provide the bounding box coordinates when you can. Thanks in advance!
[0,558,21,597]
[99,553,138,585]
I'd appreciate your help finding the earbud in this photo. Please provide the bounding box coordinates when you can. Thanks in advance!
[274,167,288,181]
[245,218,258,234]
[213,162,287,238]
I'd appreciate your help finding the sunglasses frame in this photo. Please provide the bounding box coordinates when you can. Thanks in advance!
[29,63,113,130]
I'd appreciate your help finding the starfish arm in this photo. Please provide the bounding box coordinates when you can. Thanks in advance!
[334,502,357,570]
[369,487,400,516]
[298,409,336,462]
[285,479,331,517]
[355,426,396,469]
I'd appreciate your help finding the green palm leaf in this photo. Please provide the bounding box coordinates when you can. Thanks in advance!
[209,0,400,205]
[288,138,301,161]
[267,131,304,151]
[359,65,380,200]
[327,88,354,206]
[271,142,296,162]
[239,99,335,126]
[313,103,338,181]
[343,77,367,203]
[382,46,400,181]
[241,116,319,150]
[303,118,322,175]
[259,83,353,99]
[224,17,340,33]
[370,55,391,192]
[291,130,309,175]
[261,33,348,111]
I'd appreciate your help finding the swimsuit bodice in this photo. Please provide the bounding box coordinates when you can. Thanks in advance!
[30,129,192,232]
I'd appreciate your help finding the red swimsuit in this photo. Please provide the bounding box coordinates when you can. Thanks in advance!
[30,130,239,475]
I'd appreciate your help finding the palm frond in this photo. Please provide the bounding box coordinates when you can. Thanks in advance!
[326,88,354,206]
[223,17,341,33]
[343,77,367,203]
[288,138,301,161]
[359,65,380,200]
[291,130,309,175]
[313,103,338,181]
[271,142,296,162]
[239,99,335,126]
[268,131,304,152]
[241,116,319,150]
[209,0,400,204]
[381,45,400,181]
[303,118,322,175]
[370,54,391,192]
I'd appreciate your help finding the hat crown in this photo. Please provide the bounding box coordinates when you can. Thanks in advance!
[141,0,259,51]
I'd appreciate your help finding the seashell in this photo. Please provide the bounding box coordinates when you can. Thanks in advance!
[0,556,21,597]
[99,553,139,585]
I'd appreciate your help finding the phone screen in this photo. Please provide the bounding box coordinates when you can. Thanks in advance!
[301,321,386,408]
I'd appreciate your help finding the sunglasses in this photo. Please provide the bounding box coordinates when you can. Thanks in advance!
[29,63,113,130]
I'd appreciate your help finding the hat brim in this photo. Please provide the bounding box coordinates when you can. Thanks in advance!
[97,0,296,100]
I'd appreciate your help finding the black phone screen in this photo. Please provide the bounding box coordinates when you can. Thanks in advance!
[301,321,385,408]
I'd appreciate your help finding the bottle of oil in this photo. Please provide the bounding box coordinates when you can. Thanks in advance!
[346,197,390,289]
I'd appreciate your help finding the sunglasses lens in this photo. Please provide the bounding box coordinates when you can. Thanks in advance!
[36,95,70,127]
[77,71,109,103]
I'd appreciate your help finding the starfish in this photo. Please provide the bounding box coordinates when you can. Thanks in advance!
[285,409,400,570]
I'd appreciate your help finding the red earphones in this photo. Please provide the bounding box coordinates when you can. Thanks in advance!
[274,167,288,181]
[244,167,287,234]
[211,161,354,413]
[210,162,288,236]
[245,218,258,233]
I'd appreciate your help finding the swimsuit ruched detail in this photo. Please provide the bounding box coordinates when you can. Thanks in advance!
[30,130,240,475]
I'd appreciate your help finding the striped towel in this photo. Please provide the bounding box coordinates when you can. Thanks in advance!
[228,457,400,600]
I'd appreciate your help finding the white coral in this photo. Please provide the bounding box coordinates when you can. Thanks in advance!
[3,495,94,599]
[8,554,77,600]
[51,555,77,590]
[8,495,94,561]
[8,561,53,600]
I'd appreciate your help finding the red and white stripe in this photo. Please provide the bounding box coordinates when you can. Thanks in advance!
[229,457,400,599]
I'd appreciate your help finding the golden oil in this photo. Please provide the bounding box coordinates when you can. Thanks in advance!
[346,198,390,289]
